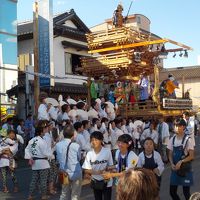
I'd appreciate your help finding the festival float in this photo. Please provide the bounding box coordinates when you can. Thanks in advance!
[80,3,193,118]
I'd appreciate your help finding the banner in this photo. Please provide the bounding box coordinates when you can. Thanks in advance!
[38,0,54,87]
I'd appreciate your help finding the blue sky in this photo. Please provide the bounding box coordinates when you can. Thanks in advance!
[0,0,17,64]
[17,0,200,68]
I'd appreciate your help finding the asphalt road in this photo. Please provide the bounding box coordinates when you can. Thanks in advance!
[1,137,200,200]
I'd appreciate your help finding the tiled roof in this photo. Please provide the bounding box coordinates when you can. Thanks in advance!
[7,79,87,97]
[17,9,90,40]
[18,21,33,36]
[160,66,200,80]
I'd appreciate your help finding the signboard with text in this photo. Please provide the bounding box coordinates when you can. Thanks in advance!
[38,0,54,87]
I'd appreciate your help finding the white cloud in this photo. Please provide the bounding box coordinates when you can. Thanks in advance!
[6,37,17,43]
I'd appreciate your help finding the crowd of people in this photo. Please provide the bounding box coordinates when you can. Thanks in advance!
[0,91,199,200]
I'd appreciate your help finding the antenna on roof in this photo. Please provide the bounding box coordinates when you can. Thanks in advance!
[124,1,133,23]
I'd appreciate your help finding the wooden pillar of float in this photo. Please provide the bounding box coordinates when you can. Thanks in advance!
[87,78,91,108]
[152,65,161,111]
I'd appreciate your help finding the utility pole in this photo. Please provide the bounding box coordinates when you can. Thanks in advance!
[33,1,40,116]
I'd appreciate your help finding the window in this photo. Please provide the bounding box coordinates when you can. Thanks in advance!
[64,53,83,75]
[72,54,82,75]
[64,52,72,74]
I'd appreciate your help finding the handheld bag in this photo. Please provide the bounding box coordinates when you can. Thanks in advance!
[59,171,70,185]
[176,136,192,177]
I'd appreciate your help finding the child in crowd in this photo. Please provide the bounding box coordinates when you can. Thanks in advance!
[0,129,19,193]
[90,118,101,134]
[100,117,111,149]
[82,131,113,200]
[102,134,138,182]
[137,137,164,188]
[74,122,90,152]
[82,120,91,151]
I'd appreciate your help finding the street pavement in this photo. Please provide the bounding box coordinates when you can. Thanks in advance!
[1,137,200,200]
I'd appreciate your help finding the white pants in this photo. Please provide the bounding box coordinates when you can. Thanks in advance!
[59,178,82,200]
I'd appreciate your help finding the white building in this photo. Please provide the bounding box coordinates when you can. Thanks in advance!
[8,9,91,118]
[90,14,151,32]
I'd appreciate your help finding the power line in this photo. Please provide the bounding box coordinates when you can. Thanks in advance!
[0,66,87,81]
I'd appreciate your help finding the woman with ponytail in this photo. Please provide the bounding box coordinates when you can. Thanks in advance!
[102,134,138,180]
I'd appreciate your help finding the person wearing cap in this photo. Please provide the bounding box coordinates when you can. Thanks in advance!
[167,118,194,200]
[82,131,113,200]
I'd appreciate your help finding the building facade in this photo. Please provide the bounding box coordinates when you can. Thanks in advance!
[160,66,200,110]
[8,9,90,119]
[90,14,151,32]
[0,0,18,104]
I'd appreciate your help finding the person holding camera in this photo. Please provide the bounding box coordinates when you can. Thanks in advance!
[167,118,194,200]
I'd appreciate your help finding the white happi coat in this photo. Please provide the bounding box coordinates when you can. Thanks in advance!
[25,136,51,170]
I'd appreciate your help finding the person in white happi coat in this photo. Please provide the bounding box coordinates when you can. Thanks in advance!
[90,118,101,134]
[183,111,195,146]
[82,120,91,151]
[141,121,159,147]
[74,122,90,153]
[88,101,99,121]
[48,104,59,123]
[25,120,52,200]
[157,116,170,163]
[68,104,78,124]
[132,120,144,153]
[100,118,111,149]
[0,129,18,193]
[76,101,89,122]
[38,94,50,121]
[43,122,58,195]
[121,118,129,135]
[111,118,124,156]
